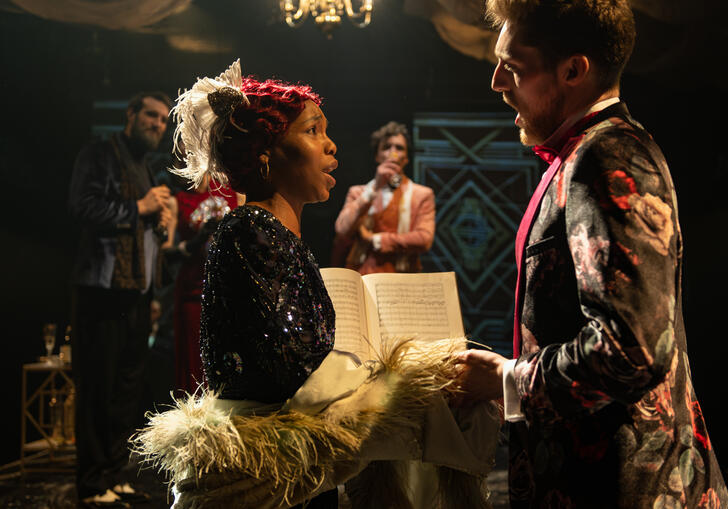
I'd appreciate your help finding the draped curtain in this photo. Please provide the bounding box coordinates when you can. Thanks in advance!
[6,0,721,78]
[9,0,191,30]
[402,0,716,81]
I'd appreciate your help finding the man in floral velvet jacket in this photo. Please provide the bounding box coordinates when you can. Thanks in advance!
[454,0,728,507]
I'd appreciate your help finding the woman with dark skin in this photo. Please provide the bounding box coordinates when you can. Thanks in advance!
[135,61,499,509]
[171,61,339,507]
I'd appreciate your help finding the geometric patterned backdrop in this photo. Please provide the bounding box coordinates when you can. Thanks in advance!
[412,112,541,356]
[91,100,126,139]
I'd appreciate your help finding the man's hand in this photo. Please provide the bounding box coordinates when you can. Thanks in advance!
[358,224,374,243]
[158,206,174,229]
[451,349,507,407]
[374,161,401,189]
[137,185,170,216]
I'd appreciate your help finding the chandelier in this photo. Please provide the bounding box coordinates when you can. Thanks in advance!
[281,0,373,36]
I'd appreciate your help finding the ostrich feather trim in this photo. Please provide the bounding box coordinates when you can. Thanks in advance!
[170,58,248,189]
[131,338,500,508]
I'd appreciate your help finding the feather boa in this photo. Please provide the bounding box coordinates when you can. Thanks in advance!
[131,339,499,508]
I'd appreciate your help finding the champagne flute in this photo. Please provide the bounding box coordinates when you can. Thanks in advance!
[387,151,403,189]
[43,323,57,363]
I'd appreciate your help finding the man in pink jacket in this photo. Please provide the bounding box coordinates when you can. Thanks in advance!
[332,121,435,274]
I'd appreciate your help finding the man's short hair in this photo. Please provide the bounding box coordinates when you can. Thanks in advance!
[486,0,635,90]
[127,91,173,114]
[370,121,412,156]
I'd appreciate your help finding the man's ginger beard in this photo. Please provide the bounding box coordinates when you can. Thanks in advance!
[505,90,566,147]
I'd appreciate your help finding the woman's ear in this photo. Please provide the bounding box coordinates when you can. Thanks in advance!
[258,152,270,166]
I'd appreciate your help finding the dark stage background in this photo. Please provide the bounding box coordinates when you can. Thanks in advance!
[1,0,726,475]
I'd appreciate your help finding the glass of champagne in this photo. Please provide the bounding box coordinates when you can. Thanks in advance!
[43,323,57,363]
[387,151,403,189]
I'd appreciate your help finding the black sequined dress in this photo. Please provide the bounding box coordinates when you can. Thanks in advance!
[200,204,336,403]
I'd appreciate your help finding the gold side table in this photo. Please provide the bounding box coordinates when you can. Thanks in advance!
[20,360,75,474]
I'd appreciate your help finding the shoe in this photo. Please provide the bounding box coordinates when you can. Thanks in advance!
[112,483,152,503]
[81,489,131,508]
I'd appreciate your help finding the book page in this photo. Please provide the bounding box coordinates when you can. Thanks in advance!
[319,268,374,361]
[361,272,464,348]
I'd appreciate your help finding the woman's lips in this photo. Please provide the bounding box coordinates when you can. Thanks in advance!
[324,161,337,188]
[325,172,336,188]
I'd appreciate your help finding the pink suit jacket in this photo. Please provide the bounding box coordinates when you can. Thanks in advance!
[332,180,435,270]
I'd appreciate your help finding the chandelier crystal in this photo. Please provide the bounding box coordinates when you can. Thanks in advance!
[281,0,373,36]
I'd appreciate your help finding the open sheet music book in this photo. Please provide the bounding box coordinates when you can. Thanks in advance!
[320,268,465,362]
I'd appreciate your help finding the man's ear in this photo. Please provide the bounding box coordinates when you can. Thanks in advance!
[559,55,590,86]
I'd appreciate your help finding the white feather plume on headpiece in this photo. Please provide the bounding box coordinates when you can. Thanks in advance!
[171,59,249,188]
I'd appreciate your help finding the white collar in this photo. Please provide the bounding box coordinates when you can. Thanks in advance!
[542,97,621,148]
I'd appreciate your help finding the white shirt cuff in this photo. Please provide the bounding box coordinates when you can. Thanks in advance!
[371,233,382,251]
[503,358,525,422]
[361,183,375,203]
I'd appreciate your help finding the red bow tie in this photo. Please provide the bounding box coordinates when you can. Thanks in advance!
[531,111,603,165]
[532,145,558,164]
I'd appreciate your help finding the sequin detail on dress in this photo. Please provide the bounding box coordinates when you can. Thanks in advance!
[200,205,335,402]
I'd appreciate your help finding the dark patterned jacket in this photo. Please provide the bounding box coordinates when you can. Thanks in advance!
[68,132,157,290]
[510,102,727,507]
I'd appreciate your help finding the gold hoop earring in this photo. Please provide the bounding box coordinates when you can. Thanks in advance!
[259,160,270,181]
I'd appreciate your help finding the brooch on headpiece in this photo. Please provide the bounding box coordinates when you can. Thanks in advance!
[207,87,247,119]
[208,88,248,133]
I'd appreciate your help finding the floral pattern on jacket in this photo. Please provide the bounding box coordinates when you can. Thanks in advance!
[510,102,727,508]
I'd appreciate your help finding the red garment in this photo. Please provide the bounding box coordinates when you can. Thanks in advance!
[174,186,238,393]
